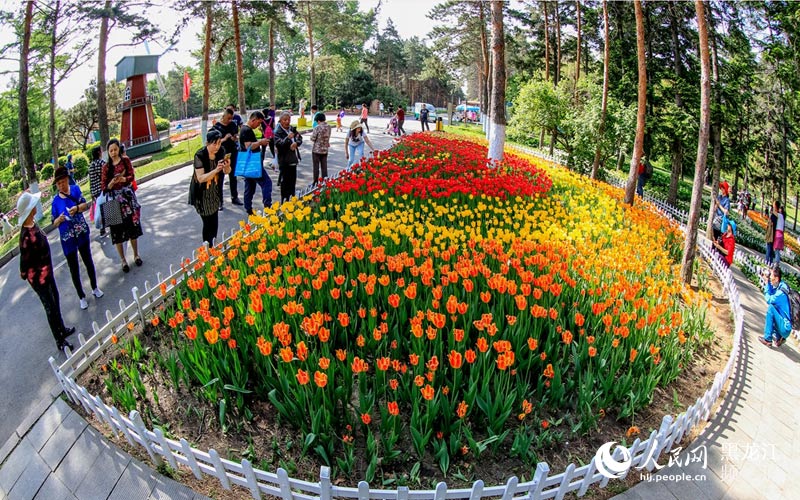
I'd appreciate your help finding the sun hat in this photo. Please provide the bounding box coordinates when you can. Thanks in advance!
[719,181,729,195]
[350,120,363,131]
[54,166,70,182]
[16,191,42,227]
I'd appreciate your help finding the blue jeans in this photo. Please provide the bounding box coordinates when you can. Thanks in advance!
[764,304,791,341]
[348,143,365,167]
[765,243,775,265]
[636,175,645,197]
[243,170,272,214]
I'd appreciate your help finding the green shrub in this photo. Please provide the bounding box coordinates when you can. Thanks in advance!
[0,188,10,214]
[40,163,54,180]
[154,117,171,131]
[6,180,20,194]
[72,153,89,179]
[0,167,13,185]
[58,156,67,167]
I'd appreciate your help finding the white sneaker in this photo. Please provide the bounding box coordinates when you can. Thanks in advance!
[80,298,88,310]
[92,288,104,298]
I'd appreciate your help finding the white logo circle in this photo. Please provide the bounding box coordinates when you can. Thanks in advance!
[595,441,633,479]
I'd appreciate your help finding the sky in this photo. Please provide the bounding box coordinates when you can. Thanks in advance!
[0,0,450,110]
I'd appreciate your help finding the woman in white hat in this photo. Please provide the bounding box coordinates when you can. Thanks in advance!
[18,191,75,351]
[345,120,375,168]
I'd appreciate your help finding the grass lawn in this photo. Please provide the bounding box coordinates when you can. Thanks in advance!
[135,136,203,178]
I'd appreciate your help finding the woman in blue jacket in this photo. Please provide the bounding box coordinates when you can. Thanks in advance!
[759,266,792,348]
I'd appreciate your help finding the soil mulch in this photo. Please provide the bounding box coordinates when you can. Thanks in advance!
[72,259,735,499]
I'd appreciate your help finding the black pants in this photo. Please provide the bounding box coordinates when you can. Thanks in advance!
[65,242,98,299]
[312,153,328,185]
[360,117,370,133]
[32,278,67,344]
[244,172,272,214]
[280,164,298,202]
[201,212,218,247]
[398,119,406,135]
[421,119,429,131]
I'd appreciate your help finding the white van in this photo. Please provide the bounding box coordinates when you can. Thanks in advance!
[413,103,437,120]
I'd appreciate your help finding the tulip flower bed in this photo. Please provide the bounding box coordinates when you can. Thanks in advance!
[93,134,715,483]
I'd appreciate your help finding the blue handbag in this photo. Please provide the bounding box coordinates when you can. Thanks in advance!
[235,149,263,178]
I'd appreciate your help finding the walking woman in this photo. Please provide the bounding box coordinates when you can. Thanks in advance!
[310,112,331,185]
[192,129,231,247]
[101,138,143,273]
[773,200,786,265]
[18,192,75,351]
[88,145,106,235]
[51,167,103,310]
[345,120,375,168]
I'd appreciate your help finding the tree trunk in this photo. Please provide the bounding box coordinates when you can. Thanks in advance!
[574,0,581,92]
[97,0,111,154]
[679,0,712,285]
[554,0,562,86]
[232,0,246,114]
[479,2,490,116]
[704,2,722,239]
[667,1,683,206]
[487,0,506,164]
[49,0,62,167]
[542,1,550,82]
[306,2,316,107]
[201,2,212,144]
[269,21,276,107]
[590,0,609,180]
[794,191,798,231]
[623,0,647,205]
[19,0,36,185]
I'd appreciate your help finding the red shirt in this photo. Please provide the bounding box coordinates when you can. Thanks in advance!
[397,108,405,120]
[722,233,735,266]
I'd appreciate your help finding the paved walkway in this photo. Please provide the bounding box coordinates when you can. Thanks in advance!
[612,265,800,499]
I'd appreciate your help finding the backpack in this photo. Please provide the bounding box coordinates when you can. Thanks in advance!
[784,283,800,331]
[644,160,654,178]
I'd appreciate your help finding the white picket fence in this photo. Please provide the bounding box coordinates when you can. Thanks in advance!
[47,146,745,500]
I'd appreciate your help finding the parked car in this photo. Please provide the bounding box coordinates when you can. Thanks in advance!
[413,103,438,121]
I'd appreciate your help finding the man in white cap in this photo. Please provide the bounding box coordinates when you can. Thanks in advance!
[17,191,75,351]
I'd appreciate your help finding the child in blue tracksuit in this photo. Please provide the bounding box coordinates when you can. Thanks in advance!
[760,266,793,348]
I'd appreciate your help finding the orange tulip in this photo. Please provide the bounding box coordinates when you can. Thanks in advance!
[420,384,435,401]
[361,413,371,425]
[543,363,555,378]
[388,293,400,308]
[387,401,399,416]
[280,347,294,363]
[336,349,347,361]
[376,357,391,371]
[629,348,638,363]
[476,337,489,353]
[464,349,476,364]
[296,369,310,385]
[314,371,328,388]
[588,346,597,357]
[457,401,468,419]
[448,350,463,369]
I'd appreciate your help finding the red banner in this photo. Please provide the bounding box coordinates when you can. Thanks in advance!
[182,71,192,103]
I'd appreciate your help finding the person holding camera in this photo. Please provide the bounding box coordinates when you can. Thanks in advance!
[759,266,792,348]
[274,111,303,202]
[192,129,231,247]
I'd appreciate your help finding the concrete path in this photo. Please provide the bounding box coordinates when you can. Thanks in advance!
[612,265,800,499]
[0,117,402,499]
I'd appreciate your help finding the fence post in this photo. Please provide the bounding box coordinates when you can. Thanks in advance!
[209,448,232,490]
[130,411,162,467]
[500,476,518,500]
[277,467,292,499]
[319,466,332,500]
[357,480,370,500]
[529,463,549,499]
[241,458,262,499]
[132,286,146,325]
[468,480,483,500]
[577,457,598,496]
[180,438,203,479]
[153,427,177,470]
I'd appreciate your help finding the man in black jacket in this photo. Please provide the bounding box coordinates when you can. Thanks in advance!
[273,111,303,202]
[239,111,273,215]
[212,109,243,208]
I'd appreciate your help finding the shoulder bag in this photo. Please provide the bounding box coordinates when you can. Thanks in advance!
[235,149,263,179]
